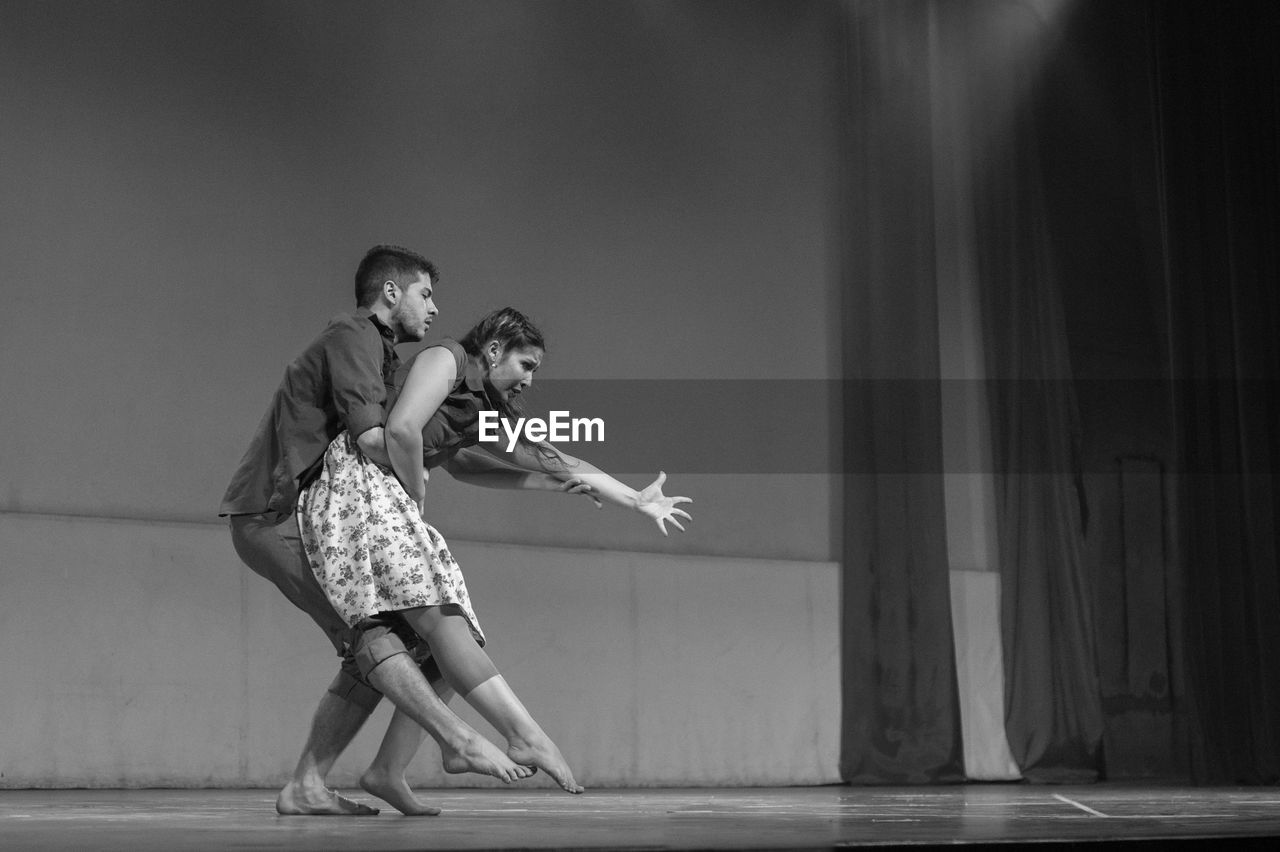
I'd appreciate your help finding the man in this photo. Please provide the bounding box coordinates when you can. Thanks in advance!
[221,245,524,815]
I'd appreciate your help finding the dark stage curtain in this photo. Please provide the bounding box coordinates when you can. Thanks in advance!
[839,0,1280,785]
[1153,1,1280,784]
[839,0,965,784]
[947,0,1106,783]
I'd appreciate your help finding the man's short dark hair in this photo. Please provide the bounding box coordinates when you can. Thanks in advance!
[354,245,438,308]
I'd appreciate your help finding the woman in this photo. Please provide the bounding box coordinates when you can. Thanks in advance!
[297,307,691,811]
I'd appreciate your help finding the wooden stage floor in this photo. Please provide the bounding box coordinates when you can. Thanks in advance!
[2,785,1278,851]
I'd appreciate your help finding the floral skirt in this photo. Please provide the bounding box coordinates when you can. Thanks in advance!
[296,431,484,645]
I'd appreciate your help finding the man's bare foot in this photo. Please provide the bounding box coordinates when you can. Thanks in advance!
[440,732,535,782]
[507,735,584,794]
[359,768,441,816]
[276,781,380,815]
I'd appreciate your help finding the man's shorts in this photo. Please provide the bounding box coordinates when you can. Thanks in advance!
[229,511,435,710]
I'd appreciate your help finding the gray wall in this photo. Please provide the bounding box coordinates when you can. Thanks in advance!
[0,1,843,786]
[1,513,840,787]
[0,0,840,560]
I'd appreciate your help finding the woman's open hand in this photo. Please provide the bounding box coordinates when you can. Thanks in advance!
[636,471,692,536]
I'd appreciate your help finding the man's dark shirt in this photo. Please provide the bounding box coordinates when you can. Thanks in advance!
[220,308,398,517]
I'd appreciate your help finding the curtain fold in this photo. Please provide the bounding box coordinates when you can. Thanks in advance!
[839,0,964,784]
[955,0,1105,782]
[1154,0,1280,784]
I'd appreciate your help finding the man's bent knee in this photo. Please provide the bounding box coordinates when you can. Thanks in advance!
[327,667,382,712]
[352,617,415,681]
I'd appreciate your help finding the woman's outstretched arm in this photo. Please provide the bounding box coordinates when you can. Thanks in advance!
[480,442,692,535]
[442,447,603,507]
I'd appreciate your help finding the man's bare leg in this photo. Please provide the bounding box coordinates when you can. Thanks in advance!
[359,707,439,816]
[276,691,380,815]
[366,653,532,785]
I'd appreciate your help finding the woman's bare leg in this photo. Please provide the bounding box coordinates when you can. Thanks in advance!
[464,674,584,794]
[362,676,537,815]
[365,653,531,784]
[402,607,584,793]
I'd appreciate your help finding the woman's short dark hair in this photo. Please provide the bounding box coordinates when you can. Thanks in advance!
[354,245,438,307]
[458,307,546,360]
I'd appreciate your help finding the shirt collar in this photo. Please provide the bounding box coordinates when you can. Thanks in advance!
[356,306,397,343]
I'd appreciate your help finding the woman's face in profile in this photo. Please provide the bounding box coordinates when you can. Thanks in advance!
[490,345,543,400]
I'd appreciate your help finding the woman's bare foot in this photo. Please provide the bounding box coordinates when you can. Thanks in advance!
[440,732,535,782]
[359,768,441,816]
[507,734,584,794]
[276,781,380,815]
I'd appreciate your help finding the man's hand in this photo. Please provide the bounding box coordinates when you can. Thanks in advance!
[417,468,430,516]
[559,477,603,509]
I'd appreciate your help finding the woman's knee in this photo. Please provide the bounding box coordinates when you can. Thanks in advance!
[401,604,471,643]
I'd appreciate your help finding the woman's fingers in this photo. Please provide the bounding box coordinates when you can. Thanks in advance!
[653,509,689,535]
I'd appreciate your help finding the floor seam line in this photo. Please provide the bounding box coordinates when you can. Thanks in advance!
[1052,793,1110,818]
